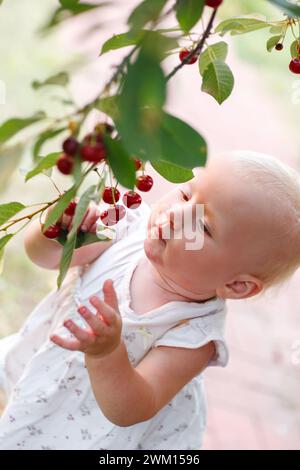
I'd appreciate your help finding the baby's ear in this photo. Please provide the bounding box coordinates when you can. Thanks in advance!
[221,276,263,300]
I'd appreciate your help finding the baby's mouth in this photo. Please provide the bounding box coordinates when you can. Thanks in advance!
[152,214,174,242]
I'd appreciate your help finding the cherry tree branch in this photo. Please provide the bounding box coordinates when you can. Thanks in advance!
[166,8,217,81]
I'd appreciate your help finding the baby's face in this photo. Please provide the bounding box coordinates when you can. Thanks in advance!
[145,157,276,300]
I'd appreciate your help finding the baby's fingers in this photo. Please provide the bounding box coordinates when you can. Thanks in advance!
[89,296,117,327]
[78,306,105,336]
[63,319,92,343]
[80,205,101,232]
[50,334,81,351]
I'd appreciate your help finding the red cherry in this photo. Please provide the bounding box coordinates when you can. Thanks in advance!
[123,191,142,209]
[56,155,74,175]
[64,201,77,217]
[102,187,121,204]
[275,43,283,51]
[62,137,79,156]
[100,205,126,226]
[133,158,142,171]
[43,224,61,239]
[179,48,198,65]
[136,175,153,192]
[80,143,106,163]
[205,0,223,8]
[289,58,300,74]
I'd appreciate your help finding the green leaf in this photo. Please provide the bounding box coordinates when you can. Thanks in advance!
[151,160,194,183]
[44,185,77,230]
[159,113,207,168]
[131,54,166,109]
[68,185,97,239]
[59,0,80,7]
[56,228,110,249]
[0,234,14,275]
[25,152,61,182]
[0,233,14,251]
[104,136,136,190]
[144,30,179,61]
[290,39,300,57]
[115,49,166,161]
[95,96,120,121]
[42,2,109,31]
[128,0,168,31]
[32,72,69,90]
[199,41,228,76]
[116,108,207,169]
[0,202,26,226]
[78,229,110,245]
[0,234,14,250]
[175,0,205,33]
[75,230,110,248]
[101,31,144,55]
[0,143,24,194]
[268,0,300,18]
[33,127,66,160]
[269,24,286,34]
[100,29,178,56]
[215,17,272,36]
[57,232,77,289]
[0,112,46,145]
[201,59,234,105]
[266,35,282,52]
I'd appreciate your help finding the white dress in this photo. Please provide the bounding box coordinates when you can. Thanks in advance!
[0,202,229,450]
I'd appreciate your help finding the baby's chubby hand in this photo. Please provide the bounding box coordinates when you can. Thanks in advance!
[50,280,122,358]
[45,197,101,234]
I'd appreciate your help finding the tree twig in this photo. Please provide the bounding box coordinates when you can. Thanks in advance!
[166,9,217,81]
[0,196,61,233]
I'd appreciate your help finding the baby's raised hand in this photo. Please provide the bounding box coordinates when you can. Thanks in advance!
[45,197,101,234]
[50,280,122,358]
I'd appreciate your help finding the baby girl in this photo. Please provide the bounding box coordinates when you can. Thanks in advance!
[0,150,299,450]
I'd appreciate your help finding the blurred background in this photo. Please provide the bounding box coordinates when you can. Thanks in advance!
[0,0,299,449]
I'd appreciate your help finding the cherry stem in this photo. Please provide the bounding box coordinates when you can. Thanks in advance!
[166,8,217,81]
[45,174,62,195]
[108,167,116,205]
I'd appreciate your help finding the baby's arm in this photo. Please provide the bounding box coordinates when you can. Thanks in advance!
[24,202,113,270]
[87,337,215,427]
[51,280,215,427]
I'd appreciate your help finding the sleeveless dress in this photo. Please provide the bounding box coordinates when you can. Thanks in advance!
[0,202,229,450]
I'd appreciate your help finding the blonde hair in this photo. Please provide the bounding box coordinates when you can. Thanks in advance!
[219,150,300,296]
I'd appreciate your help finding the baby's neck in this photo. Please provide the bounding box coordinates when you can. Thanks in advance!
[132,254,217,308]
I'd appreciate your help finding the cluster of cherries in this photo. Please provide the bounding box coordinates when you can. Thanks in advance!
[55,124,113,175]
[44,127,154,238]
